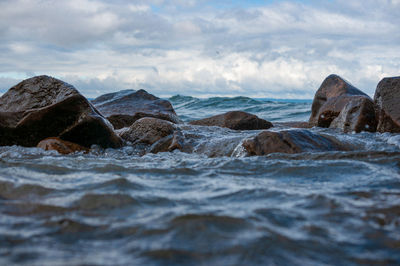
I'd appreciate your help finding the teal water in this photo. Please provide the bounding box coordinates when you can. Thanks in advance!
[168,95,312,122]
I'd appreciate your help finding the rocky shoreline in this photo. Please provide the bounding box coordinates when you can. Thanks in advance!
[0,74,399,156]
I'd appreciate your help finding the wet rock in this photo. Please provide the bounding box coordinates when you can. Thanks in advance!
[374,76,400,133]
[145,124,251,157]
[330,97,377,133]
[119,117,176,145]
[148,134,175,154]
[189,111,273,130]
[242,130,349,156]
[309,74,377,132]
[37,137,89,154]
[170,125,252,157]
[275,121,312,129]
[149,130,185,154]
[0,76,122,148]
[92,89,181,129]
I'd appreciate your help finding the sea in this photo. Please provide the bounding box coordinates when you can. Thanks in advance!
[1,95,400,265]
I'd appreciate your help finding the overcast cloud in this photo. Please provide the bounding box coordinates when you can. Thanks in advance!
[0,0,399,98]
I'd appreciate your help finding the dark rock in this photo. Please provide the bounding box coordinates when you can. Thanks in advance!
[37,137,89,154]
[374,77,400,133]
[144,124,249,157]
[189,111,273,130]
[330,97,377,133]
[118,117,176,145]
[309,74,377,132]
[167,125,252,157]
[148,134,175,154]
[115,117,241,156]
[242,130,349,156]
[92,89,181,129]
[275,121,312,128]
[0,76,122,148]
[149,130,185,154]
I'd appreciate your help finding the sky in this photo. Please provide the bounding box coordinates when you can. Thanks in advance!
[0,0,399,99]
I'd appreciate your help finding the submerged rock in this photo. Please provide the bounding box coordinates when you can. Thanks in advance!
[123,122,252,157]
[92,89,181,129]
[0,76,122,148]
[242,130,349,156]
[374,76,400,133]
[161,124,254,157]
[189,111,273,130]
[118,117,176,145]
[149,130,185,154]
[37,137,88,154]
[309,74,377,132]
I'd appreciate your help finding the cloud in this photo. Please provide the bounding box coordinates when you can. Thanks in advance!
[0,0,399,98]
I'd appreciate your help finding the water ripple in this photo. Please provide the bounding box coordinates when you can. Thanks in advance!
[0,99,400,265]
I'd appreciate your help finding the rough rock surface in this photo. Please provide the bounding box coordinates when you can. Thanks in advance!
[127,123,249,157]
[189,111,273,130]
[118,117,176,145]
[309,74,377,132]
[149,124,254,157]
[149,130,185,154]
[242,130,349,156]
[92,89,181,129]
[329,97,377,133]
[0,76,122,148]
[374,77,400,133]
[37,137,89,154]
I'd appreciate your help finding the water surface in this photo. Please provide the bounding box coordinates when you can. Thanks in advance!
[0,96,399,265]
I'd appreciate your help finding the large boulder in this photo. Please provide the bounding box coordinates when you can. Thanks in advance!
[309,74,377,132]
[118,117,176,145]
[189,111,273,130]
[0,75,122,148]
[242,130,349,156]
[374,77,400,133]
[92,89,181,129]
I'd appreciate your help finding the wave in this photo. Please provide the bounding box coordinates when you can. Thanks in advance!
[0,145,399,265]
[168,95,312,122]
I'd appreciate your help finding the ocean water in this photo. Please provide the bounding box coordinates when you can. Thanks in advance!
[1,96,400,266]
[169,95,312,122]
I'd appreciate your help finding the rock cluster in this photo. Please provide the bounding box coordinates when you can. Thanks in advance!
[309,74,377,133]
[0,73,398,156]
